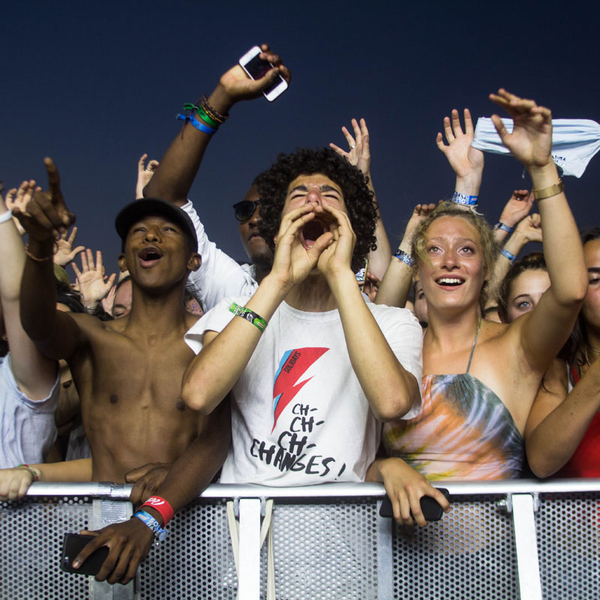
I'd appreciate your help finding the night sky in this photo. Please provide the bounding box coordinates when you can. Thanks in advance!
[2,0,599,275]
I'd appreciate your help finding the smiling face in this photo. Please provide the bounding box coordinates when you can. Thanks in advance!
[582,239,600,332]
[505,269,550,322]
[119,215,200,292]
[417,215,486,313]
[282,173,346,250]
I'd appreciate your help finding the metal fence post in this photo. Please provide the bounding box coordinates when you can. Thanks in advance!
[511,493,542,600]
[376,500,393,600]
[238,497,262,600]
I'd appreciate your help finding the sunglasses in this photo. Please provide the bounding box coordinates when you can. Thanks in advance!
[233,199,260,222]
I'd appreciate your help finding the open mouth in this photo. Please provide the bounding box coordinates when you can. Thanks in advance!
[138,246,163,267]
[435,276,465,288]
[247,232,264,242]
[301,219,327,249]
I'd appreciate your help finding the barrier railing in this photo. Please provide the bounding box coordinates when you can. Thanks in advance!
[1,479,599,599]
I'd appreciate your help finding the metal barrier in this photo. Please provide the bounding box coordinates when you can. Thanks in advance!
[1,480,599,599]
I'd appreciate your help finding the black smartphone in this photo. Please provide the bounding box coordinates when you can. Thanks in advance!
[379,488,450,522]
[60,533,109,576]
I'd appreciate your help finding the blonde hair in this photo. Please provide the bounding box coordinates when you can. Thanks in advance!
[412,202,498,279]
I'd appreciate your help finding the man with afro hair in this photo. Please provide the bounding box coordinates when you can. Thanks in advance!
[183,148,423,486]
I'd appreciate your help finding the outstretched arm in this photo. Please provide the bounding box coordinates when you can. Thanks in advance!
[375,203,436,307]
[0,183,57,399]
[490,90,587,372]
[12,159,90,361]
[330,118,391,279]
[144,44,291,205]
[72,400,231,585]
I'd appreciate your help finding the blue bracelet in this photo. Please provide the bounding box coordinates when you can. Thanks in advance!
[134,510,168,543]
[395,249,415,268]
[500,248,516,263]
[451,192,478,206]
[495,221,514,234]
[176,112,217,135]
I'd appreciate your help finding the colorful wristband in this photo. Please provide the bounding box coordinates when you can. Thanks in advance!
[495,221,514,234]
[176,112,217,135]
[17,464,39,481]
[451,192,479,206]
[140,496,174,526]
[500,248,516,263]
[395,249,415,268]
[134,510,168,543]
[196,105,220,129]
[0,210,13,225]
[229,302,267,333]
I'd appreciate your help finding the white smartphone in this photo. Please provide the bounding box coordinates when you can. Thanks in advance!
[239,45,288,102]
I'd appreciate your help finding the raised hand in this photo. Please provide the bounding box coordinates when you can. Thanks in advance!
[5,180,36,236]
[53,227,85,267]
[217,44,291,107]
[329,118,371,176]
[269,203,334,289]
[499,189,534,228]
[489,89,553,170]
[12,158,75,244]
[436,108,484,180]
[72,249,117,307]
[515,212,543,244]
[136,153,160,199]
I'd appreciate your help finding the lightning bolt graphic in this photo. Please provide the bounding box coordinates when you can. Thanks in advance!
[272,347,329,431]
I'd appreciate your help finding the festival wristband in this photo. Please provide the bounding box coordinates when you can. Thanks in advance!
[394,249,415,268]
[229,302,267,333]
[17,464,39,481]
[533,179,564,201]
[134,511,168,543]
[495,221,514,234]
[500,248,516,263]
[176,112,217,135]
[0,210,13,225]
[451,192,479,206]
[140,496,174,526]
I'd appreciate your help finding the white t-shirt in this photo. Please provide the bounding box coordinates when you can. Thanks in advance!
[0,353,60,469]
[181,200,258,313]
[185,297,423,486]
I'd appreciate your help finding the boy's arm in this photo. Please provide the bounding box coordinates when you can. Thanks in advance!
[144,44,290,206]
[13,159,89,362]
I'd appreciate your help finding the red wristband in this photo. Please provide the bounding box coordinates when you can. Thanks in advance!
[140,496,174,525]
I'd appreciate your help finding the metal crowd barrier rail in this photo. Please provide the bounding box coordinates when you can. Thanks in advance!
[1,479,599,599]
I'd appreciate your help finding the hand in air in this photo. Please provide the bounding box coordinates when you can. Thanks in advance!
[72,249,117,305]
[136,153,159,199]
[74,518,154,585]
[499,189,534,228]
[219,44,291,104]
[379,458,450,527]
[403,203,437,246]
[269,203,334,289]
[489,89,553,169]
[126,462,171,505]
[4,180,36,236]
[11,158,75,243]
[53,227,85,267]
[515,212,543,244]
[330,118,371,176]
[436,108,484,179]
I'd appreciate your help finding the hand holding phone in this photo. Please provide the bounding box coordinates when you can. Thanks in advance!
[60,533,109,576]
[239,45,289,101]
[379,488,451,523]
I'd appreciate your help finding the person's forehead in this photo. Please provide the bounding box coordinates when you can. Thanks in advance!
[286,173,343,196]
[584,238,600,267]
[243,185,260,202]
[511,269,550,295]
[427,215,480,240]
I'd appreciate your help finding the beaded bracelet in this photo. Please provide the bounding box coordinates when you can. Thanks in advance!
[495,222,514,234]
[451,192,479,207]
[395,249,415,268]
[500,248,516,263]
[200,95,229,124]
[17,464,39,481]
[229,302,267,333]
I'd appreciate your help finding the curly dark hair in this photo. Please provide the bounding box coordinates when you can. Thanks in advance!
[255,148,378,273]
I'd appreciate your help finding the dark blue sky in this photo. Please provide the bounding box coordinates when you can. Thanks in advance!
[2,0,599,273]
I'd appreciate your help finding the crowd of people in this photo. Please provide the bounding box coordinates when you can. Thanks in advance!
[0,44,598,586]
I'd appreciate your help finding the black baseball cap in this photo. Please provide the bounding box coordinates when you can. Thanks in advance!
[115,198,198,252]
